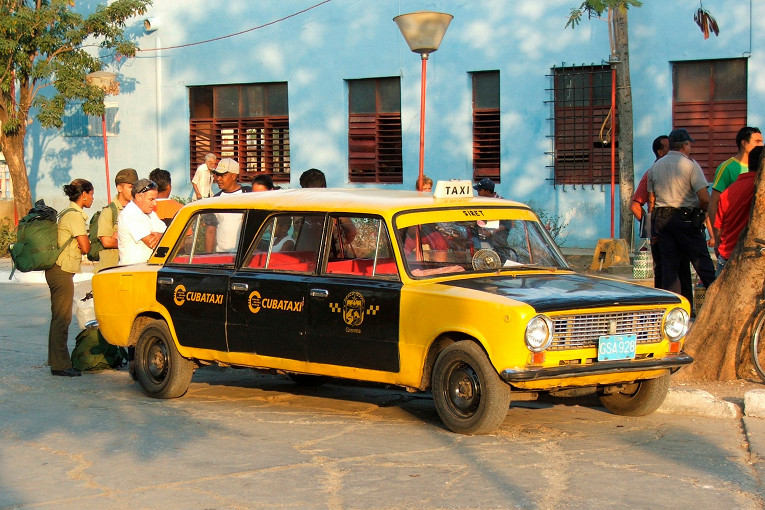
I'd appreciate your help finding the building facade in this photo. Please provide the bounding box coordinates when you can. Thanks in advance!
[24,0,765,248]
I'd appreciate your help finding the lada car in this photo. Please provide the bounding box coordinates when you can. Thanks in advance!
[93,183,692,434]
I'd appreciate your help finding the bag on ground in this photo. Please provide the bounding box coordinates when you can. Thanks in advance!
[87,202,118,262]
[9,200,75,277]
[75,291,96,330]
[71,329,128,371]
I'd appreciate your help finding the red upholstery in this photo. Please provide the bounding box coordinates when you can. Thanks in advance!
[326,258,397,276]
[172,253,236,265]
[247,251,315,272]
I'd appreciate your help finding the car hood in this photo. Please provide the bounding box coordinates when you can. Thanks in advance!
[442,272,682,313]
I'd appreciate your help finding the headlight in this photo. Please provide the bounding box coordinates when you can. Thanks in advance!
[664,307,689,341]
[525,314,553,352]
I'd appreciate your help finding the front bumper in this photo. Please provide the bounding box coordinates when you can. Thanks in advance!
[500,353,693,382]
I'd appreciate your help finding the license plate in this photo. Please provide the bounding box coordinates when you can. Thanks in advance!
[598,334,637,361]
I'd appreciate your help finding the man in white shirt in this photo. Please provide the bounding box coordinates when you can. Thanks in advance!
[205,158,250,253]
[191,153,217,200]
[118,178,167,265]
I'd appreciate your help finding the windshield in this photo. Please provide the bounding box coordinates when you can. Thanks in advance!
[395,212,568,278]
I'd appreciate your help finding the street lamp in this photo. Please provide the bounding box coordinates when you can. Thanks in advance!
[86,71,119,202]
[394,11,453,192]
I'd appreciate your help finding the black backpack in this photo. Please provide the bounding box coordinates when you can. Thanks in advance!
[87,202,118,262]
[9,200,76,279]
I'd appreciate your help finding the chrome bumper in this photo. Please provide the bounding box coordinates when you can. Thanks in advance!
[500,353,693,382]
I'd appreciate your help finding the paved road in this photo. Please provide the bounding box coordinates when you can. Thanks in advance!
[1,277,765,509]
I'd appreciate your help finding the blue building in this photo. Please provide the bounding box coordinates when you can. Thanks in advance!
[20,0,764,248]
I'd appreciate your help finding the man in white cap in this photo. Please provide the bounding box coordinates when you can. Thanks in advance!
[205,158,250,252]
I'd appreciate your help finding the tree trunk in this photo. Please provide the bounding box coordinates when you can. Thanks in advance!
[678,171,765,381]
[1,129,32,218]
[613,7,634,248]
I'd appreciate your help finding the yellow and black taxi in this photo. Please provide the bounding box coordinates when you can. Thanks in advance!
[93,181,692,434]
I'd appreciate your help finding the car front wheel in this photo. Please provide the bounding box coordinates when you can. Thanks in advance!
[135,320,194,399]
[598,372,670,416]
[432,341,512,434]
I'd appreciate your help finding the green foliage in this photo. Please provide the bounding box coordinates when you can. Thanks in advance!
[171,196,192,206]
[0,0,152,135]
[566,0,642,28]
[0,217,17,258]
[527,202,569,246]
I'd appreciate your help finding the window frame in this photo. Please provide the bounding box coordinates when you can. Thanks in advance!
[347,77,403,184]
[189,83,290,183]
[471,71,501,181]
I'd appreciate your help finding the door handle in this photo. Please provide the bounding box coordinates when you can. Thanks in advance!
[157,277,174,286]
[310,288,329,299]
[230,282,249,292]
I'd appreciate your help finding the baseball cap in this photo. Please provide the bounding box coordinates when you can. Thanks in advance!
[473,178,495,193]
[115,168,138,185]
[213,158,240,175]
[669,128,695,144]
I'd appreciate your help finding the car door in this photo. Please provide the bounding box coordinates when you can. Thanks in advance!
[304,215,403,372]
[226,213,325,360]
[156,210,246,352]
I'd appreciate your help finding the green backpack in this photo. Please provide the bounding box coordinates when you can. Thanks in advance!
[87,202,118,262]
[9,200,76,279]
[71,328,128,371]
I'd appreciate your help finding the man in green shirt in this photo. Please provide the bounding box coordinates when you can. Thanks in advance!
[95,168,138,272]
[708,126,762,252]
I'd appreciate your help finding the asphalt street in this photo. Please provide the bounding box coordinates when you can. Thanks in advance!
[1,263,765,509]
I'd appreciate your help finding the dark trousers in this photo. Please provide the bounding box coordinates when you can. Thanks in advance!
[652,210,715,294]
[650,236,693,308]
[45,264,74,371]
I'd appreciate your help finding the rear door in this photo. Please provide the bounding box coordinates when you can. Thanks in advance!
[305,215,403,372]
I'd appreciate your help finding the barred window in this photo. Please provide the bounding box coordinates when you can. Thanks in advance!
[673,59,747,180]
[63,102,119,137]
[348,77,403,183]
[550,65,616,185]
[189,83,290,183]
[471,71,500,181]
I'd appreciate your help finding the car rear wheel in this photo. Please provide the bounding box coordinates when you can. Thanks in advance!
[598,372,670,416]
[135,320,194,399]
[432,341,512,434]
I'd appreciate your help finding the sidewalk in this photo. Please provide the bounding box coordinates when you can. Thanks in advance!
[0,255,763,420]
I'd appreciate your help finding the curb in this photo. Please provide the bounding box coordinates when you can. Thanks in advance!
[658,388,740,419]
[744,389,765,418]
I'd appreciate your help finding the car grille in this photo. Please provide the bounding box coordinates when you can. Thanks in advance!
[549,309,665,351]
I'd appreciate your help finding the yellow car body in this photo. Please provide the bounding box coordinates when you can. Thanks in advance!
[94,188,691,434]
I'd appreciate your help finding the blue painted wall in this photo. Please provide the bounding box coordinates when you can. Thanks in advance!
[24,0,764,248]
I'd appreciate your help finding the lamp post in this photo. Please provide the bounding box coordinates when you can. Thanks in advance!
[394,11,453,192]
[86,71,120,203]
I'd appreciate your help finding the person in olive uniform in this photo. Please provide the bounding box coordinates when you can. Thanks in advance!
[46,179,94,377]
[95,168,138,272]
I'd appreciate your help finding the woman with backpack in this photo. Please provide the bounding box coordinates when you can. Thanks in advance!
[46,179,94,377]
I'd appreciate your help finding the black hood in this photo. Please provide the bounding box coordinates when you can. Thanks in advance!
[443,273,682,313]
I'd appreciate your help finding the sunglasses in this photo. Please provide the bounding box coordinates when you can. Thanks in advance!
[135,181,158,194]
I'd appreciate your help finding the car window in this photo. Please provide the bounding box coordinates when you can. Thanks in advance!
[166,211,244,266]
[243,214,322,273]
[324,216,399,279]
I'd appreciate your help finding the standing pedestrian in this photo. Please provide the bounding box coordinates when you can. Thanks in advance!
[708,126,763,266]
[46,179,94,377]
[149,168,183,226]
[473,178,503,198]
[630,135,693,306]
[714,145,763,275]
[95,168,137,273]
[118,178,167,265]
[648,128,715,295]
[192,153,217,200]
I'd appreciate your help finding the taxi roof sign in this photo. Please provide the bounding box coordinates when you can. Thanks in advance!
[433,180,474,199]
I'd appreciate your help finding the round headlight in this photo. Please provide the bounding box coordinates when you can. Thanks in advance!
[525,315,553,352]
[664,307,689,341]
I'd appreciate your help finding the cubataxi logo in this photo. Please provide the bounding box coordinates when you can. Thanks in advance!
[173,285,224,306]
[248,290,304,314]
